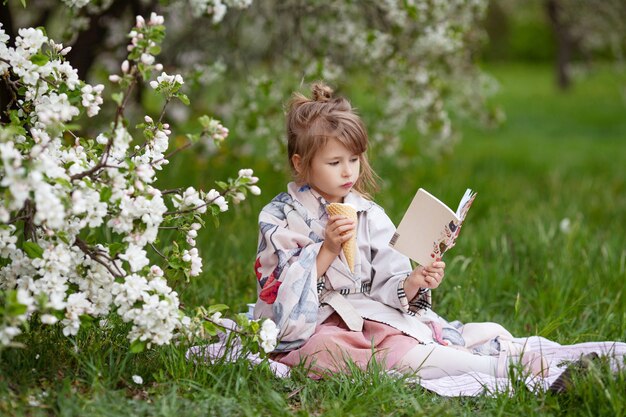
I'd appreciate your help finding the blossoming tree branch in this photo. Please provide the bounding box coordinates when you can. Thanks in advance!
[3,0,496,170]
[0,12,278,354]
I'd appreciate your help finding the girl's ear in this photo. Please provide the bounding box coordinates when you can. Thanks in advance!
[291,154,302,174]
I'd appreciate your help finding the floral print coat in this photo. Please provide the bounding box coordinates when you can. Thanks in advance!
[253,182,467,352]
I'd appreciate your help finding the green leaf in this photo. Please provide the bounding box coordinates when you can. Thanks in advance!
[140,67,152,82]
[176,93,190,106]
[8,302,27,317]
[6,290,27,316]
[107,242,125,257]
[168,257,184,270]
[130,339,147,353]
[63,123,81,131]
[193,215,205,226]
[186,133,200,143]
[56,231,70,245]
[9,110,23,125]
[56,177,72,188]
[234,313,250,328]
[202,321,218,336]
[198,115,211,128]
[100,187,112,202]
[23,241,44,259]
[215,181,228,190]
[112,92,124,106]
[30,53,49,66]
[79,314,95,328]
[207,304,229,314]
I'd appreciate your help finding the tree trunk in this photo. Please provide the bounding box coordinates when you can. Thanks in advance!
[545,0,574,90]
[0,5,15,120]
[66,0,134,79]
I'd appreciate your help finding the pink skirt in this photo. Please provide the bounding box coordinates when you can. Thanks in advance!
[272,313,420,378]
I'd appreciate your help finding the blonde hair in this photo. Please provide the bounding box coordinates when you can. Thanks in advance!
[286,82,378,199]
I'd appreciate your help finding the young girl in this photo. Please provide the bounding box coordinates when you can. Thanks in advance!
[253,82,547,379]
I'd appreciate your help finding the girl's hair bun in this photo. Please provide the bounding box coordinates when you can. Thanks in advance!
[311,82,333,102]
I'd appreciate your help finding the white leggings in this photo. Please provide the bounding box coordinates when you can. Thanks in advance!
[394,344,548,380]
[394,344,503,379]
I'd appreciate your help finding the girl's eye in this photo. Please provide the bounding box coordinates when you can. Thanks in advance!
[329,161,339,166]
[350,158,359,163]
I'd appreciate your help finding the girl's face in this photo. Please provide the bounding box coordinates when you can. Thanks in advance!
[298,138,360,203]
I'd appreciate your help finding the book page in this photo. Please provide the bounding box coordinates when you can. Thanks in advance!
[389,188,459,266]
[455,189,477,221]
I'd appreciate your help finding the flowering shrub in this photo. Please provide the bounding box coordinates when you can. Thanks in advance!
[0,13,276,354]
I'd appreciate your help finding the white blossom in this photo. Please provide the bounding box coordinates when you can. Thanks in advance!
[206,189,228,212]
[61,0,91,9]
[205,118,229,143]
[231,191,245,204]
[210,311,223,325]
[15,28,47,54]
[259,319,279,353]
[41,314,58,325]
[62,292,94,336]
[0,326,22,345]
[32,179,65,229]
[16,288,36,316]
[140,53,155,65]
[238,168,253,178]
[112,274,182,346]
[149,13,165,26]
[119,244,150,272]
[0,226,18,258]
[157,72,184,86]
[182,248,202,276]
[172,187,206,213]
[80,84,105,117]
[34,93,80,126]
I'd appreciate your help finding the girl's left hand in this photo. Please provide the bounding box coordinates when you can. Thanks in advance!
[404,261,446,299]
[421,261,445,288]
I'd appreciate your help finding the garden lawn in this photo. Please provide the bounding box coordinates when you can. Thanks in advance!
[1,63,625,416]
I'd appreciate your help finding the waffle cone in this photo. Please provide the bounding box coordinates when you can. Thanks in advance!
[326,203,357,273]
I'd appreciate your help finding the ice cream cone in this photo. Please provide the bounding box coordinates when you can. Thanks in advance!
[326,202,357,273]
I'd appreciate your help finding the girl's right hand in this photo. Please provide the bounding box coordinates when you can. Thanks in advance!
[323,215,356,255]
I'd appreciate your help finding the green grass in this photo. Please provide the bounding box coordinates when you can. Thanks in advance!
[2,63,625,416]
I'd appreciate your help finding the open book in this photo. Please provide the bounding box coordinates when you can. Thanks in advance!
[389,188,476,266]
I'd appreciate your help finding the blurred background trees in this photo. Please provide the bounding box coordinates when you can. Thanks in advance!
[1,0,624,166]
[484,0,625,89]
[2,0,495,166]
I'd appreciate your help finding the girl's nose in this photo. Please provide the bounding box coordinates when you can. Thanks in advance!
[342,164,352,177]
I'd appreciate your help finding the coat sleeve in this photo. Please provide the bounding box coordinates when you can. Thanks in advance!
[253,198,321,351]
[367,205,429,313]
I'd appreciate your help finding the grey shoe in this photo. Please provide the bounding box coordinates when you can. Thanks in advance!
[548,352,599,394]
